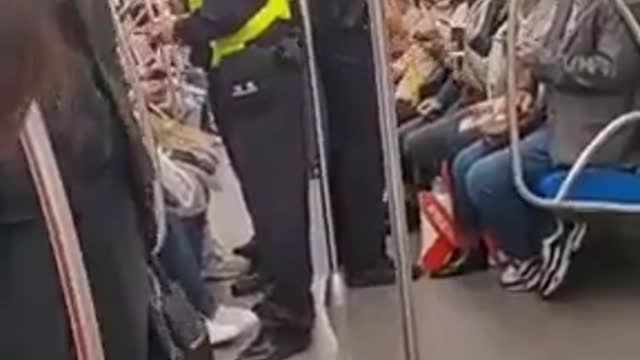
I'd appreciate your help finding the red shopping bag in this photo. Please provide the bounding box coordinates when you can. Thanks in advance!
[419,162,459,272]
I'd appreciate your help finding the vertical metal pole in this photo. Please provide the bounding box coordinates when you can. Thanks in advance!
[366,1,420,360]
[297,0,343,298]
[297,1,350,358]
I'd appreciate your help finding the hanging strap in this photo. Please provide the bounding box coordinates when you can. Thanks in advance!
[20,102,105,360]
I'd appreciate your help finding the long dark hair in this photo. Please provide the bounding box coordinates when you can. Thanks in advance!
[0,0,51,148]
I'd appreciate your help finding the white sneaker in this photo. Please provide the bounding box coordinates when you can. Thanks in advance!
[205,254,250,281]
[205,318,242,346]
[206,305,259,346]
[202,230,250,281]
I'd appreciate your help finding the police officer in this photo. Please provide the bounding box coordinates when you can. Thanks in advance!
[309,0,399,287]
[151,1,314,358]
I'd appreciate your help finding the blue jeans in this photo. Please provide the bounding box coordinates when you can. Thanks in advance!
[452,127,555,259]
[159,213,216,317]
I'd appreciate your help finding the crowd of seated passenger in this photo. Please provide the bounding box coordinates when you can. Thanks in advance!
[401,0,640,297]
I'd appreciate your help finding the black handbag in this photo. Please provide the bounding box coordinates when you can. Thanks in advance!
[148,256,213,360]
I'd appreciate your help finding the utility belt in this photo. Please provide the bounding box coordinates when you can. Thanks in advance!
[225,20,296,59]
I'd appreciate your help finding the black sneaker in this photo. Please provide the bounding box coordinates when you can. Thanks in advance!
[538,222,587,298]
[234,240,258,261]
[430,248,488,279]
[347,259,423,288]
[237,327,311,360]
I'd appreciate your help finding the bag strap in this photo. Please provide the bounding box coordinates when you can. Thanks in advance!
[20,102,105,360]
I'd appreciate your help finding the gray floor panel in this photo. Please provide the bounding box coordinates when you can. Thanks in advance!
[348,237,640,360]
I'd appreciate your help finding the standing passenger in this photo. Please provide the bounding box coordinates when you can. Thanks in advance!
[0,0,153,358]
[309,0,400,287]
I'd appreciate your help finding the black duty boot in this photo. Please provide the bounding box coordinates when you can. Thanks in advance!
[237,327,311,360]
[347,258,424,288]
[239,300,314,360]
[234,240,259,261]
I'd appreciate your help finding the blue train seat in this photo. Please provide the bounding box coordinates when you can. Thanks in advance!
[537,168,640,203]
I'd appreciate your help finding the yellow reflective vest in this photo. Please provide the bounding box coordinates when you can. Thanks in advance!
[186,0,291,66]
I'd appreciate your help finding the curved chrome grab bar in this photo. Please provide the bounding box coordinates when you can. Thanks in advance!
[506,0,640,213]
[554,111,640,202]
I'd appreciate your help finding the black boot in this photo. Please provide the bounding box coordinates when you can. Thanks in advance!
[234,239,258,261]
[238,326,311,360]
[239,300,314,360]
[347,258,424,288]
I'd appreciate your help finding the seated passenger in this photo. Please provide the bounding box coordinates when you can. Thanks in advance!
[158,149,258,346]
[455,0,640,295]
[444,0,555,275]
[399,0,507,190]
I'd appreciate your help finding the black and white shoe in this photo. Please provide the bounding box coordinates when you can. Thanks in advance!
[538,222,587,298]
[499,257,543,292]
[570,222,588,253]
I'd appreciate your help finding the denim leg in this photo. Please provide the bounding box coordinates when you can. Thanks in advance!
[181,214,206,269]
[160,213,216,317]
[451,140,494,245]
[465,127,554,259]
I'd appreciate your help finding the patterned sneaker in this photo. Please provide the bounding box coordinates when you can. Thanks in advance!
[570,222,588,253]
[499,257,543,292]
[538,223,586,298]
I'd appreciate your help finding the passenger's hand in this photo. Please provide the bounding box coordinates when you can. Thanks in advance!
[417,98,443,117]
[516,91,534,116]
[515,39,538,67]
[148,15,177,44]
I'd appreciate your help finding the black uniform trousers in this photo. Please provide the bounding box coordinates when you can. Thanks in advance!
[313,26,388,274]
[208,31,313,318]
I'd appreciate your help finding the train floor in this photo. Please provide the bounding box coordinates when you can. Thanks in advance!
[210,149,640,360]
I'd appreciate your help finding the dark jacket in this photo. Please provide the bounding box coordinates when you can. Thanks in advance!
[309,0,368,32]
[0,1,151,359]
[534,0,640,166]
[71,0,157,247]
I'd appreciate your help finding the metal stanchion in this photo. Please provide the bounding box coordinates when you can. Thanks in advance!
[297,0,350,358]
[366,1,421,360]
[297,0,344,305]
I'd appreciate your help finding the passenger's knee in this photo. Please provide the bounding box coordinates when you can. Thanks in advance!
[452,148,478,186]
[465,156,508,207]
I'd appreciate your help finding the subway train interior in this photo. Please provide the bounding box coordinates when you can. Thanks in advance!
[5,0,640,360]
